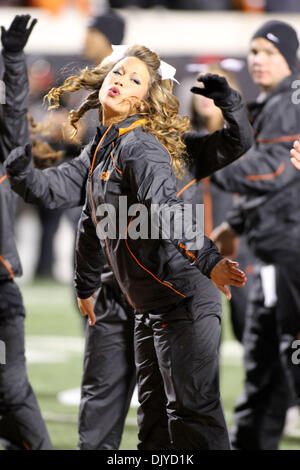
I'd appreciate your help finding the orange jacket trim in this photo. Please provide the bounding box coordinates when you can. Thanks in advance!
[0,255,14,279]
[256,134,300,144]
[246,162,285,181]
[125,209,186,298]
[110,152,123,175]
[118,118,146,137]
[89,181,98,226]
[179,242,197,261]
[90,124,112,175]
[0,174,7,184]
[176,178,196,197]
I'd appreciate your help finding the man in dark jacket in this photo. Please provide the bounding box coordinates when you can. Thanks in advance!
[4,74,253,449]
[0,15,52,450]
[210,20,300,449]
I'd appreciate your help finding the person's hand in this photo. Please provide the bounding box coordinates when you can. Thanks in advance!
[1,15,37,53]
[290,140,300,171]
[190,73,232,104]
[210,259,246,300]
[210,222,239,257]
[77,295,96,326]
[5,143,32,175]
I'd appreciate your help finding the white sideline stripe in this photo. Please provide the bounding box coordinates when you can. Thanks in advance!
[25,336,84,364]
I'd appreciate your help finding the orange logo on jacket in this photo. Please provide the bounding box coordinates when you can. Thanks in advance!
[101,171,110,181]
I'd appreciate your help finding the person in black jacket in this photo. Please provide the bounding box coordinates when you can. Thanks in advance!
[5,48,253,449]
[210,20,300,449]
[0,15,52,450]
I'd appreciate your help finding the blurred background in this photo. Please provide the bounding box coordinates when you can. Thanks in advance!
[1,0,300,450]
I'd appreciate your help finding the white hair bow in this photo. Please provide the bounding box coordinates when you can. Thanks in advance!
[109,45,179,84]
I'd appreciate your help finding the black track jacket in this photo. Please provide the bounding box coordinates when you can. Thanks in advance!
[5,90,253,308]
[0,50,29,280]
[212,75,300,265]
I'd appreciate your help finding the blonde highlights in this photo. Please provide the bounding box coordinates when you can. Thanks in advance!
[45,45,191,177]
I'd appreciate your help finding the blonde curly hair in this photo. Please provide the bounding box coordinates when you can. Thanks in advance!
[45,45,191,178]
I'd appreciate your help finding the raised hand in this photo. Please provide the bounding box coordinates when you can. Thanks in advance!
[190,73,232,104]
[1,15,37,53]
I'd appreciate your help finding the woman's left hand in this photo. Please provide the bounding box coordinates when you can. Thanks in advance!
[210,258,247,300]
[290,140,300,170]
[77,295,96,326]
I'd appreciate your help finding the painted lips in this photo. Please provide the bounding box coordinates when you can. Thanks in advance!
[108,87,120,97]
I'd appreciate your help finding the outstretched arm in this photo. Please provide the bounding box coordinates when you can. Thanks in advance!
[5,142,94,209]
[0,15,37,162]
[183,74,254,179]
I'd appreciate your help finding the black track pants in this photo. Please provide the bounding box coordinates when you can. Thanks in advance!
[0,280,52,450]
[135,283,230,450]
[231,270,290,450]
[78,283,136,450]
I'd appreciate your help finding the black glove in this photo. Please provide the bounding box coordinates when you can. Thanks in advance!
[5,144,32,176]
[190,73,232,105]
[1,15,37,53]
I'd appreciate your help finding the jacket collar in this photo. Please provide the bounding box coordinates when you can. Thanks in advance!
[96,114,146,143]
[91,115,146,173]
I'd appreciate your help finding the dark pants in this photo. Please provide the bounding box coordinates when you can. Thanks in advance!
[230,236,256,343]
[78,282,136,450]
[231,267,296,450]
[276,263,300,402]
[0,280,52,450]
[135,281,230,450]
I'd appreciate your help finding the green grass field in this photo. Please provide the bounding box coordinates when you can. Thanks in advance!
[1,280,299,450]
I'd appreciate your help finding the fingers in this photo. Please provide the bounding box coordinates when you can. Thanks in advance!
[217,284,232,300]
[291,156,300,170]
[228,278,246,287]
[190,85,209,96]
[290,142,300,170]
[293,139,300,151]
[87,311,96,326]
[27,18,38,35]
[77,297,96,327]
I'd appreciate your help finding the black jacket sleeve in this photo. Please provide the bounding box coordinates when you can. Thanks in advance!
[74,201,105,299]
[5,140,94,209]
[183,90,254,179]
[211,98,300,194]
[0,50,29,162]
[123,138,223,277]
